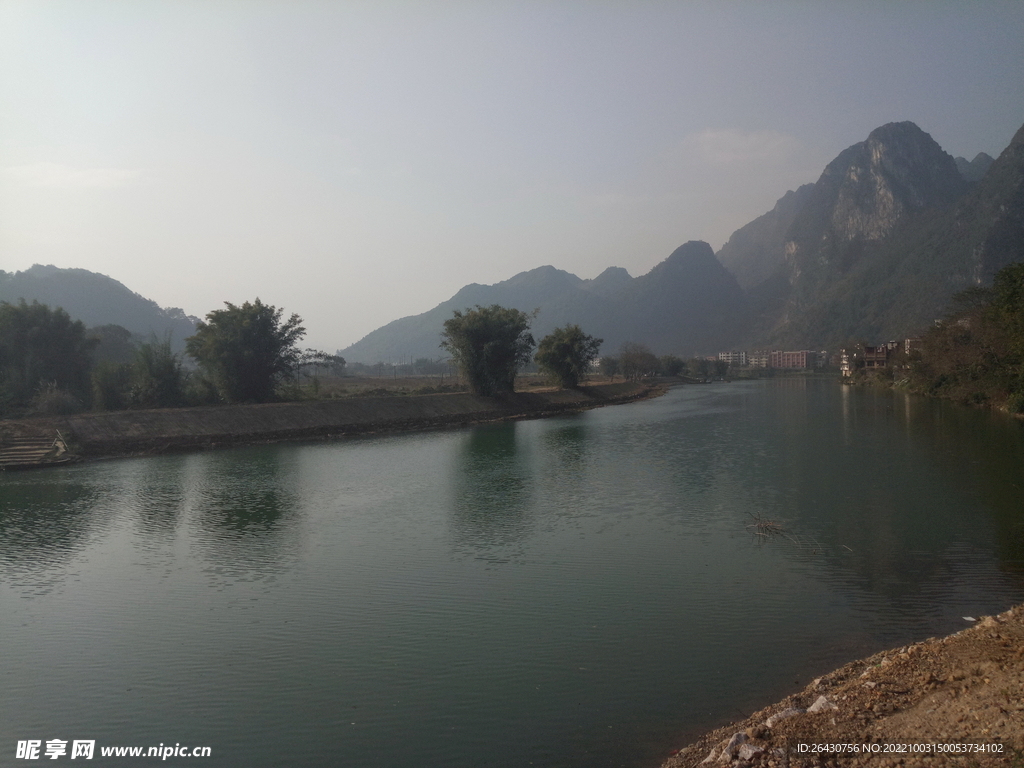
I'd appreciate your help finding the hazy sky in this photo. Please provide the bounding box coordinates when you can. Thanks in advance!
[2,1,1023,351]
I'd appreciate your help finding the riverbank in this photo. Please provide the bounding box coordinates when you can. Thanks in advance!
[842,372,1024,420]
[0,380,660,461]
[662,603,1024,768]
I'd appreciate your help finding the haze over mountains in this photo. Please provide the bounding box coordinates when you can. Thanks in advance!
[758,122,1024,348]
[0,265,198,351]
[341,120,1024,362]
[4,120,1022,365]
[340,241,749,363]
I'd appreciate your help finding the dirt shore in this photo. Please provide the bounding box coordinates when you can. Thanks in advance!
[0,381,661,461]
[662,604,1024,768]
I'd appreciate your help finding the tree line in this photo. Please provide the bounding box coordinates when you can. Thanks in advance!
[441,305,602,395]
[1,295,707,417]
[440,304,727,394]
[596,344,729,381]
[0,298,343,416]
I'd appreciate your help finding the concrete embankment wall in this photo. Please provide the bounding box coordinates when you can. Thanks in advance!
[52,382,652,457]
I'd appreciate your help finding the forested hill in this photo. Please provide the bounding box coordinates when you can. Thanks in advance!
[339,241,748,363]
[0,265,198,350]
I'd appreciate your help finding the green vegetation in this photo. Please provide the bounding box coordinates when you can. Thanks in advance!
[1,293,578,418]
[534,325,602,388]
[659,355,685,377]
[0,300,95,415]
[186,299,306,403]
[684,356,729,378]
[901,262,1024,411]
[131,337,187,408]
[440,305,535,396]
[91,360,133,411]
[0,265,198,353]
[618,342,659,381]
[90,324,139,365]
[598,349,732,381]
[89,334,204,411]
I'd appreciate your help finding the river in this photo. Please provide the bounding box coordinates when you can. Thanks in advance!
[2,379,1022,767]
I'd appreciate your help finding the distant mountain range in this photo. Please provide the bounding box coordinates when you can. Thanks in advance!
[955,152,995,183]
[0,265,197,350]
[341,120,1023,362]
[340,241,748,363]
[6,119,1021,366]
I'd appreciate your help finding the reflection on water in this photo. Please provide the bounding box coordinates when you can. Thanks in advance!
[1,380,1023,768]
[187,448,301,581]
[119,454,189,538]
[0,474,99,594]
[450,423,534,558]
[742,381,1024,646]
[893,390,1024,573]
[541,423,590,477]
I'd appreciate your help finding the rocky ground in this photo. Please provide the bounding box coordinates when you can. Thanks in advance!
[662,604,1023,768]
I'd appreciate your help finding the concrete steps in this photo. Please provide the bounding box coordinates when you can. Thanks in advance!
[0,434,66,469]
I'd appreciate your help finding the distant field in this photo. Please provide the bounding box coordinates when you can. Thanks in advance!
[310,372,600,397]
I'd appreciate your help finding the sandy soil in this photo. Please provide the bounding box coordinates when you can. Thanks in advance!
[662,604,1023,768]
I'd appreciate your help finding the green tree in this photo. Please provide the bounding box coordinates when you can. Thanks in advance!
[990,263,1024,354]
[131,336,186,408]
[185,299,305,403]
[902,262,1024,410]
[619,342,659,381]
[91,360,133,412]
[0,300,95,411]
[440,305,535,395]
[990,263,1024,408]
[534,325,602,389]
[659,355,685,376]
[89,324,138,365]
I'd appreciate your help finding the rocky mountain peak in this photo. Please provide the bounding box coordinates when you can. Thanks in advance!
[781,121,966,289]
[825,121,964,242]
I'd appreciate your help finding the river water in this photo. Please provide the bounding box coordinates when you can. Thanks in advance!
[2,380,1023,767]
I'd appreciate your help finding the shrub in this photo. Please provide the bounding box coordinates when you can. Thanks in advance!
[31,381,84,415]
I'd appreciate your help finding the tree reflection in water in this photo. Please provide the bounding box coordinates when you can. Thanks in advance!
[0,473,98,594]
[450,422,534,560]
[187,447,301,582]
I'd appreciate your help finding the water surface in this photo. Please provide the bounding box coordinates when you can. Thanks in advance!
[2,380,1022,767]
